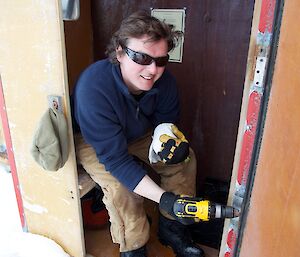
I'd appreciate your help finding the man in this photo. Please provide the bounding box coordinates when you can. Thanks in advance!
[72,11,204,257]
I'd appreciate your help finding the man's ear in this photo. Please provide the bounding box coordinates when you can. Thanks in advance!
[116,45,123,62]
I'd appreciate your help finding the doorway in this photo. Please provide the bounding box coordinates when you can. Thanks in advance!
[63,0,255,255]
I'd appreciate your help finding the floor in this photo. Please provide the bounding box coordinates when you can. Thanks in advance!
[84,199,219,257]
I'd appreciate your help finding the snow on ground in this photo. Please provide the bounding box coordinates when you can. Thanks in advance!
[0,166,70,257]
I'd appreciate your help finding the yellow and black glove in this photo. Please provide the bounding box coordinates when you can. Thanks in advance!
[149,123,189,164]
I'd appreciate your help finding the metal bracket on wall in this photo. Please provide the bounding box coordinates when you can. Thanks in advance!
[47,95,63,113]
[61,0,80,20]
[252,56,268,93]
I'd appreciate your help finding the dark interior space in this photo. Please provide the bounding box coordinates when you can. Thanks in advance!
[64,0,255,255]
[89,0,255,190]
[65,0,254,191]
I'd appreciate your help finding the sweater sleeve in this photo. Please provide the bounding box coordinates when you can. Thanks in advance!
[73,78,146,191]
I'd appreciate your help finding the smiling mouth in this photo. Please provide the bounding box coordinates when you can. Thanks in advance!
[141,75,153,80]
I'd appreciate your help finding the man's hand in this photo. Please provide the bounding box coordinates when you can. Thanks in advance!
[149,123,189,164]
[159,192,197,225]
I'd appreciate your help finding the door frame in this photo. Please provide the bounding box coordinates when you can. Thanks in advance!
[219,0,281,256]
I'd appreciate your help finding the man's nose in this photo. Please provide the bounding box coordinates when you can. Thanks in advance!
[146,61,158,73]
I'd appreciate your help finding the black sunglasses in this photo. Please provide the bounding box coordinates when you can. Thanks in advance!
[124,47,169,67]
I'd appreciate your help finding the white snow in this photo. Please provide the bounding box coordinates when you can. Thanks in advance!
[0,167,70,257]
[0,232,70,257]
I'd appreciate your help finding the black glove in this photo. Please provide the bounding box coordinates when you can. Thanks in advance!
[159,192,197,225]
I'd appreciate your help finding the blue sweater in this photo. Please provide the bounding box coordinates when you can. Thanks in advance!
[72,59,179,191]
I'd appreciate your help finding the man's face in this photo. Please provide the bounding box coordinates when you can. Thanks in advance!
[117,36,169,94]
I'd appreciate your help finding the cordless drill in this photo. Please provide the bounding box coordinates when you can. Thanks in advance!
[173,196,240,221]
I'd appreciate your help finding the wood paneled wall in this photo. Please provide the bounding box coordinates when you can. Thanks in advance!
[64,0,94,94]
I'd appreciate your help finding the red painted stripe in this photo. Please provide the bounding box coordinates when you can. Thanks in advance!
[259,0,276,33]
[237,91,262,185]
[0,77,26,229]
[227,229,237,250]
[225,252,231,257]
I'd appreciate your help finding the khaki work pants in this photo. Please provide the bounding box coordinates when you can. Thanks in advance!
[74,133,197,252]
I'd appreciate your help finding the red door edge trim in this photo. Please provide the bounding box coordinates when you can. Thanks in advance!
[0,76,26,229]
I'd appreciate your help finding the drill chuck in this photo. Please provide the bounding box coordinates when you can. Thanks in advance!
[209,203,240,219]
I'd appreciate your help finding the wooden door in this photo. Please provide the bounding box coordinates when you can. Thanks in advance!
[0,1,85,256]
[239,0,300,256]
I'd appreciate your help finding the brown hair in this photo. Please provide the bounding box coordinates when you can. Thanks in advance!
[106,10,183,64]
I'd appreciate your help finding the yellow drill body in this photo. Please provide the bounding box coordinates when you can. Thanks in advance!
[175,198,210,221]
[174,197,239,222]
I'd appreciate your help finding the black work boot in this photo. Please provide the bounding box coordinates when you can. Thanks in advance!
[158,214,205,257]
[120,246,146,257]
